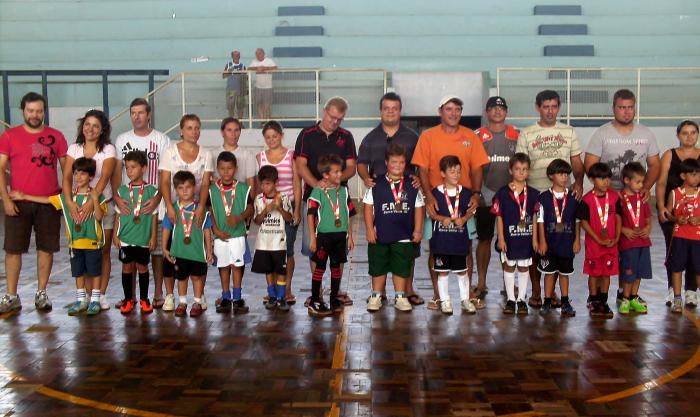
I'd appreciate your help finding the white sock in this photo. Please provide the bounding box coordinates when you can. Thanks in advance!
[76,288,87,302]
[179,296,187,304]
[503,271,516,302]
[90,289,100,302]
[517,270,529,301]
[438,275,450,301]
[457,273,469,301]
[194,297,202,304]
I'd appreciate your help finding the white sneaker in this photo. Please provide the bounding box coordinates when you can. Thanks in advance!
[666,287,674,307]
[441,299,453,315]
[99,294,110,311]
[163,294,175,312]
[685,290,698,308]
[461,299,477,314]
[366,294,382,312]
[672,297,683,313]
[394,296,413,312]
[200,294,208,310]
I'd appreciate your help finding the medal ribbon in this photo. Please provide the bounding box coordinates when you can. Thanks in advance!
[551,188,567,225]
[514,186,528,223]
[323,187,341,222]
[129,182,146,217]
[443,185,461,219]
[218,180,236,216]
[593,191,609,229]
[179,204,195,239]
[621,191,641,228]
[73,188,91,223]
[388,176,405,207]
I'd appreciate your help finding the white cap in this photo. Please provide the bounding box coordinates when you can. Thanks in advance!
[439,95,463,108]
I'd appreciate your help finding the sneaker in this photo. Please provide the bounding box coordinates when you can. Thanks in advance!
[174,303,187,317]
[67,300,87,316]
[162,294,175,312]
[265,297,278,310]
[685,290,698,308]
[139,299,153,314]
[461,299,477,314]
[516,300,528,315]
[503,300,516,315]
[114,299,126,309]
[619,299,630,315]
[539,303,552,316]
[441,299,453,315]
[87,301,101,316]
[471,297,486,310]
[394,296,413,312]
[34,290,52,311]
[671,297,683,314]
[200,295,208,311]
[0,294,21,314]
[602,303,614,319]
[586,296,593,310]
[616,290,624,306]
[330,298,344,314]
[590,301,605,317]
[216,298,232,313]
[120,299,135,315]
[232,299,249,314]
[636,295,648,307]
[99,294,110,311]
[189,302,203,317]
[666,287,674,307]
[366,294,383,312]
[308,299,332,317]
[277,298,290,312]
[560,300,576,317]
[630,297,647,314]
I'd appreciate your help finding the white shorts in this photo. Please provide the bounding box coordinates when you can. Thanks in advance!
[214,236,246,268]
[500,252,532,268]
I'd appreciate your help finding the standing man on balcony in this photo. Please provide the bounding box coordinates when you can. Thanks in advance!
[0,92,68,313]
[223,50,247,120]
[249,48,277,121]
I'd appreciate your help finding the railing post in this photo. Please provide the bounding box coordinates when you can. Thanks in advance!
[315,70,320,122]
[636,68,642,124]
[148,73,156,127]
[41,72,49,125]
[102,72,109,117]
[496,68,500,96]
[2,73,10,124]
[566,69,571,126]
[181,73,186,116]
[247,70,254,129]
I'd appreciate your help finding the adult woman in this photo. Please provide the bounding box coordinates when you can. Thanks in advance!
[158,114,214,311]
[656,120,700,307]
[62,109,116,310]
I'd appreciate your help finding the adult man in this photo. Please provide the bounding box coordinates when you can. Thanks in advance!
[412,95,489,310]
[0,92,68,313]
[357,92,423,305]
[295,96,357,304]
[516,89,585,308]
[249,48,277,121]
[583,88,661,304]
[473,96,519,306]
[223,50,247,119]
[112,98,170,308]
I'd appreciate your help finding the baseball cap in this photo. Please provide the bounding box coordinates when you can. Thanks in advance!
[486,96,508,109]
[438,95,463,108]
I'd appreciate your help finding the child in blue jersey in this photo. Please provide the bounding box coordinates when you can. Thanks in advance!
[536,159,580,317]
[429,155,475,315]
[492,153,540,316]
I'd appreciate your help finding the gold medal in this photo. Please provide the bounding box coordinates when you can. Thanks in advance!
[75,224,82,232]
[133,215,141,224]
[518,220,526,230]
[601,229,609,238]
[555,223,564,233]
[335,218,342,228]
[184,236,192,244]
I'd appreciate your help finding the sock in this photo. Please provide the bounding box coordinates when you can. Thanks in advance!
[544,297,552,306]
[276,281,287,300]
[311,267,325,300]
[90,289,101,303]
[503,271,516,302]
[194,297,201,304]
[599,292,609,304]
[76,288,87,302]
[179,296,187,304]
[457,273,469,301]
[437,275,450,302]
[516,270,529,302]
[561,296,569,304]
[222,290,232,300]
[330,266,342,298]
[267,284,276,299]
[232,287,242,301]
[674,294,682,300]
[7,294,17,300]
[371,291,382,297]
[138,271,149,300]
[395,291,406,298]
[122,273,133,300]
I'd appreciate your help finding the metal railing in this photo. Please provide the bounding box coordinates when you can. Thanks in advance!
[496,67,700,125]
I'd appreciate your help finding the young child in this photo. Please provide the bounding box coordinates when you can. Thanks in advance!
[492,153,539,316]
[363,143,424,312]
[577,162,620,318]
[113,150,159,314]
[252,165,293,312]
[536,159,580,317]
[162,170,213,318]
[665,158,700,313]
[430,155,475,315]
[12,157,106,316]
[208,151,253,314]
[307,154,356,317]
[615,162,652,315]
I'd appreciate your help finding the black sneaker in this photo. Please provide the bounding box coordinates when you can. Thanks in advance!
[503,300,516,314]
[560,300,576,317]
[516,301,529,315]
[232,299,249,314]
[602,303,614,319]
[590,301,605,317]
[277,298,290,312]
[539,303,552,316]
[216,298,232,313]
[265,297,278,310]
[330,298,344,313]
[308,299,332,317]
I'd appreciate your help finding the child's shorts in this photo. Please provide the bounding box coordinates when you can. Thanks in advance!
[584,253,619,277]
[70,248,101,278]
[118,245,150,266]
[538,255,574,276]
[668,237,700,273]
[311,232,348,268]
[174,258,208,280]
[500,252,532,268]
[619,246,652,283]
[433,253,467,273]
[251,250,287,275]
[368,241,414,278]
[214,236,246,268]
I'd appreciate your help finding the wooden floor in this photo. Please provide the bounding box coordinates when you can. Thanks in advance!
[1,208,699,417]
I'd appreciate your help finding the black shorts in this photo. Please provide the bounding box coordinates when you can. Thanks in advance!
[174,258,208,280]
[475,206,496,241]
[433,254,467,273]
[118,246,150,266]
[70,248,102,278]
[538,254,574,276]
[251,250,287,275]
[4,201,61,253]
[311,232,347,268]
[668,237,700,273]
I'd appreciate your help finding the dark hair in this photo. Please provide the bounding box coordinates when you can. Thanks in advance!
[613,89,636,105]
[546,158,572,177]
[180,114,201,129]
[173,170,196,187]
[621,161,646,180]
[124,150,148,167]
[258,165,279,182]
[680,158,700,175]
[216,151,237,166]
[76,109,112,152]
[535,90,561,107]
[317,154,343,176]
[72,157,96,176]
[439,155,461,172]
[379,92,402,110]
[20,92,46,111]
[220,117,241,131]
[129,98,151,113]
[676,120,699,135]
[587,162,613,179]
[509,152,531,169]
[262,120,283,136]
[384,142,407,161]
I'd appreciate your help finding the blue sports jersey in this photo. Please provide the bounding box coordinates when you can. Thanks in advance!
[491,185,540,260]
[430,185,473,256]
[372,175,419,244]
[539,189,578,258]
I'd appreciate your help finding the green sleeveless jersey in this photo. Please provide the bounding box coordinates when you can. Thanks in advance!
[308,186,352,233]
[50,193,106,249]
[168,202,211,263]
[208,181,250,238]
[116,183,158,247]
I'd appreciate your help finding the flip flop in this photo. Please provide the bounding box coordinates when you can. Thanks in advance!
[152,297,165,309]
[336,292,353,306]
[528,296,542,308]
[407,294,425,305]
[427,297,440,310]
[285,294,297,305]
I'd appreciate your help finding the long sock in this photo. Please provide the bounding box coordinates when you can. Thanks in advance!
[179,295,187,304]
[517,270,529,302]
[312,267,325,300]
[599,292,608,305]
[561,296,570,304]
[138,271,149,300]
[122,273,133,300]
[90,289,100,303]
[232,287,242,301]
[457,273,469,301]
[76,288,87,302]
[267,284,276,299]
[503,271,516,301]
[330,266,341,298]
[221,290,232,300]
[437,275,450,301]
[276,280,287,300]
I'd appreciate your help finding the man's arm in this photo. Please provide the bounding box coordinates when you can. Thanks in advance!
[418,166,438,218]
[643,154,661,193]
[341,158,357,183]
[583,153,600,174]
[296,156,318,189]
[469,164,483,210]
[570,154,585,199]
[0,154,18,216]
[357,163,374,188]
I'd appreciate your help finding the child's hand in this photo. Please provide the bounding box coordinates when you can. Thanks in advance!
[113,237,121,249]
[498,238,507,252]
[690,216,700,226]
[229,214,242,227]
[366,227,377,244]
[621,227,636,240]
[164,249,175,264]
[537,241,548,256]
[347,234,354,251]
[412,231,422,243]
[309,238,317,253]
[9,190,24,200]
[604,239,616,248]
[149,237,157,251]
[441,217,452,228]
[532,239,539,254]
[166,205,176,224]
[216,230,231,241]
[206,251,213,265]
[679,216,689,225]
[454,217,466,228]
[573,240,581,254]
